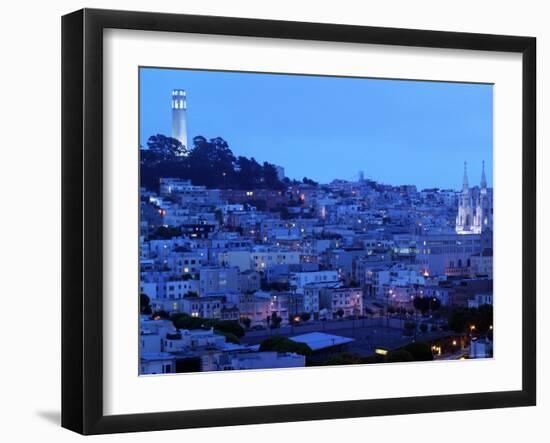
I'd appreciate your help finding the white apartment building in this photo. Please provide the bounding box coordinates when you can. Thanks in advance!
[251,250,300,272]
[159,178,193,195]
[416,233,486,277]
[223,352,305,371]
[164,278,200,299]
[179,296,225,319]
[468,293,493,308]
[163,328,227,353]
[469,249,493,278]
[140,353,176,375]
[140,332,162,353]
[319,287,363,318]
[166,251,206,274]
[199,266,239,295]
[289,270,339,293]
[218,250,251,271]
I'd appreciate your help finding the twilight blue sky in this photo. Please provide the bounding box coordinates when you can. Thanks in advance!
[139,67,493,190]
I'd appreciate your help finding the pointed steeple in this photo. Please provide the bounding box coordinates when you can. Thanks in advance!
[457,161,475,234]
[462,161,469,192]
[480,160,487,190]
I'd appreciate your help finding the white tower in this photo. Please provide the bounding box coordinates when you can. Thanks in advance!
[474,161,491,232]
[456,162,475,234]
[171,89,188,153]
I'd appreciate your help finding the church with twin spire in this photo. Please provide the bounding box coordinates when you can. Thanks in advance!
[456,161,492,235]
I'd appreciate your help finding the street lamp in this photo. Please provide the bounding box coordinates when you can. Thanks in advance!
[469,324,476,340]
[386,288,393,328]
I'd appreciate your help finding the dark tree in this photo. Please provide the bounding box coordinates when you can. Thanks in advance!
[188,136,236,187]
[241,317,252,329]
[413,296,441,314]
[263,162,282,189]
[386,349,414,363]
[403,321,416,336]
[208,320,245,338]
[175,357,201,373]
[140,133,288,192]
[152,310,170,320]
[170,313,203,330]
[236,156,263,188]
[269,312,283,329]
[140,293,152,315]
[214,208,224,226]
[259,336,312,357]
[403,342,434,361]
[324,353,363,366]
[191,135,208,149]
[146,134,187,157]
[362,355,385,364]
[302,177,318,187]
[447,304,493,334]
[300,312,311,322]
[261,281,290,292]
[152,226,181,240]
[279,206,292,220]
[215,331,240,344]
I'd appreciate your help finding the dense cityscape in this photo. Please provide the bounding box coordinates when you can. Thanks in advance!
[138,88,494,375]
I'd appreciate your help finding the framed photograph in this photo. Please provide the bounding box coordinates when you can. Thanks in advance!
[62,8,536,435]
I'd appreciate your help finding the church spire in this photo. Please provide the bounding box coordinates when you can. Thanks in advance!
[480,160,487,190]
[462,161,469,192]
[456,161,474,234]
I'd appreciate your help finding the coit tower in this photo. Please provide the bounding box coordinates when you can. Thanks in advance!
[171,89,188,153]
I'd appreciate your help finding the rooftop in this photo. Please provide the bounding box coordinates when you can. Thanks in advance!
[140,352,175,361]
[289,332,354,351]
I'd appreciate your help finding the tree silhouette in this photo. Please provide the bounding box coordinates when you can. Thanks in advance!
[146,134,187,157]
[140,133,288,192]
[447,304,493,334]
[259,336,312,357]
[140,293,152,315]
[413,296,441,314]
[403,342,434,361]
[269,312,283,329]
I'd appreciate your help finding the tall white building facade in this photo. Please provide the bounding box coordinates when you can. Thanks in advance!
[474,161,492,232]
[171,89,188,153]
[456,161,492,235]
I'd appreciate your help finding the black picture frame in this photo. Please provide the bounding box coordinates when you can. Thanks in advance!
[62,8,536,435]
